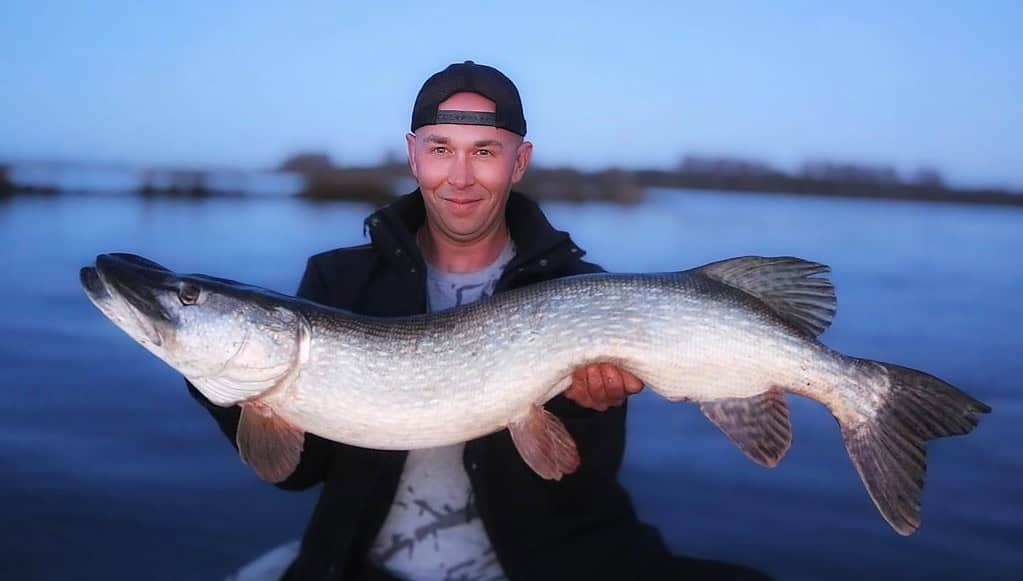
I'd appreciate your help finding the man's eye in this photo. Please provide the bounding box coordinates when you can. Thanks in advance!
[476,149,493,157]
[431,147,448,154]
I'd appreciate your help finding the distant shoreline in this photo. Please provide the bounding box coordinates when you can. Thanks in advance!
[3,160,1021,207]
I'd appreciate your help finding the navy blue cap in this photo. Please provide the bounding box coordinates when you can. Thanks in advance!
[411,61,526,136]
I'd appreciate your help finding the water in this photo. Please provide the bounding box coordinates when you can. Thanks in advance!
[1,190,1020,580]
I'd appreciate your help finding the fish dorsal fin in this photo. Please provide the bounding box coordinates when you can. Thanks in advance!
[696,256,837,337]
[700,390,792,468]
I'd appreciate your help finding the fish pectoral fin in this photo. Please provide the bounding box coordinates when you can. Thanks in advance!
[700,390,792,468]
[508,405,581,480]
[237,401,305,483]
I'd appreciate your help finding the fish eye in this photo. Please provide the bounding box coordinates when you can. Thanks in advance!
[178,283,201,305]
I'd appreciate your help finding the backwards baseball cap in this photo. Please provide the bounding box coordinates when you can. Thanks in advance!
[411,60,527,136]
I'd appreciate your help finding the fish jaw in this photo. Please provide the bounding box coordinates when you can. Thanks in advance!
[82,254,307,405]
[81,263,170,354]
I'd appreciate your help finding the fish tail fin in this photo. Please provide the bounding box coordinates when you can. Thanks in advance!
[839,360,990,535]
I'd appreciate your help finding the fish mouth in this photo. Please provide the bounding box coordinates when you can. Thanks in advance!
[80,265,110,303]
[83,253,178,347]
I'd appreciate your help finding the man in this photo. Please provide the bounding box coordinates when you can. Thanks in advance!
[193,61,769,581]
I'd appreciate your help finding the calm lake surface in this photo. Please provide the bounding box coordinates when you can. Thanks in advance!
[1,189,1020,580]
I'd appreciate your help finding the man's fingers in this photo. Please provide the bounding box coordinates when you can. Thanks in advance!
[566,365,643,410]
[600,363,626,406]
[623,370,644,394]
[585,365,608,410]
[567,367,595,408]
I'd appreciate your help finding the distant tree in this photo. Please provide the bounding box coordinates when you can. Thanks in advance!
[0,164,11,196]
[678,154,779,178]
[297,168,395,204]
[139,170,212,198]
[379,149,411,176]
[381,149,402,166]
[279,152,337,174]
[801,160,898,185]
[913,167,945,188]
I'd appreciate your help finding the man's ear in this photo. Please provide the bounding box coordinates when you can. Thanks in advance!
[405,132,418,179]
[511,140,533,184]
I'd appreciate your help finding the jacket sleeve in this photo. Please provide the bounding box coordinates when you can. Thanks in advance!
[185,256,337,491]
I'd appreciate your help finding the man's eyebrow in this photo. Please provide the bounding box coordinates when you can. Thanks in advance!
[424,135,450,144]
[472,139,503,148]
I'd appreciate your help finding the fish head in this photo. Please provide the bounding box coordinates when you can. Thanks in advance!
[81,253,306,405]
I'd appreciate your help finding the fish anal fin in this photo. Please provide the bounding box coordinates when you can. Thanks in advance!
[237,401,305,483]
[508,405,580,480]
[695,256,837,338]
[700,390,792,468]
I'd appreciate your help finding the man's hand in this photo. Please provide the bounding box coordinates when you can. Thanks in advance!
[564,364,644,411]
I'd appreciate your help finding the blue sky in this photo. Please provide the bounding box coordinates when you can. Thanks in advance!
[1,1,1020,188]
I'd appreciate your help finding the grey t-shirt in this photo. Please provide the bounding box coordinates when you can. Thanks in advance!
[369,240,515,581]
[424,241,516,312]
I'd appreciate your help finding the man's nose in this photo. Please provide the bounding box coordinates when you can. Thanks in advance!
[447,154,475,189]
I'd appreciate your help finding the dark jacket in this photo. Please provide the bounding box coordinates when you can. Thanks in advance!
[190,190,678,580]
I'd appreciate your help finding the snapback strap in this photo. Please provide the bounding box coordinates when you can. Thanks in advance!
[432,110,498,126]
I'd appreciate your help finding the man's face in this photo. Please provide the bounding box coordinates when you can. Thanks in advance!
[407,92,532,245]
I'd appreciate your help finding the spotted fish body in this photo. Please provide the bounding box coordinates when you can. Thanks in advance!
[80,253,989,536]
[283,272,834,445]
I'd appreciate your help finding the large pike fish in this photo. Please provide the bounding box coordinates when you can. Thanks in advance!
[81,253,989,535]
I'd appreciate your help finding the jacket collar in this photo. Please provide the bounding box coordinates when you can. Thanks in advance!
[364,189,584,272]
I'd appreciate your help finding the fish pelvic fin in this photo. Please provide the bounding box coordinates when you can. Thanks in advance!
[700,389,792,468]
[840,361,991,535]
[508,405,580,480]
[695,256,836,338]
[237,401,305,483]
